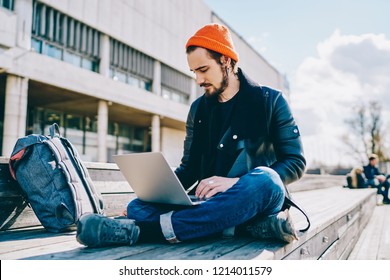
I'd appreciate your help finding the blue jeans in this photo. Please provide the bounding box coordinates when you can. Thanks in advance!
[127,167,285,242]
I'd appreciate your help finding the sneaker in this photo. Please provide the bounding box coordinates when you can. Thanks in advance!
[382,199,390,205]
[76,213,140,248]
[246,209,299,243]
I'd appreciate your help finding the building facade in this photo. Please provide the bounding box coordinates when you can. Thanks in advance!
[0,0,288,166]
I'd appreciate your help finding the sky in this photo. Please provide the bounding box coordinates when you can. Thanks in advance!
[203,0,390,168]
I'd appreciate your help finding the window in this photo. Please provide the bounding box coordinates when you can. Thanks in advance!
[107,121,151,161]
[0,0,14,10]
[109,38,153,91]
[44,43,62,60]
[31,0,100,72]
[162,86,190,104]
[161,64,192,104]
[31,37,42,53]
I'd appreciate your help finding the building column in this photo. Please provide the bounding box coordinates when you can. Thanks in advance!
[99,34,110,78]
[153,60,161,96]
[14,0,33,50]
[97,100,108,162]
[151,115,160,152]
[2,75,28,156]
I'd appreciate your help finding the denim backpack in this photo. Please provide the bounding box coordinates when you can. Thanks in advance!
[9,123,104,232]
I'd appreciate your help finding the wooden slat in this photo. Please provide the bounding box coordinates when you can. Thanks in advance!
[0,193,136,231]
[217,239,285,260]
[348,205,390,259]
[93,181,133,194]
[123,238,254,260]
[288,174,346,192]
[0,231,76,255]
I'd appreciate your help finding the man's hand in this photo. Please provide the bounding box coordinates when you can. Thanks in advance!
[196,176,239,199]
[377,174,386,183]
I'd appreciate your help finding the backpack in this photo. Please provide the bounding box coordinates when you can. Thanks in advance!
[9,123,104,232]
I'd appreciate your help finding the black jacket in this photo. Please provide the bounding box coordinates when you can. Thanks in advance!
[175,68,306,194]
[363,164,381,180]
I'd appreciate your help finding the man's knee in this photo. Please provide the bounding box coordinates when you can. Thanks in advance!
[240,167,285,198]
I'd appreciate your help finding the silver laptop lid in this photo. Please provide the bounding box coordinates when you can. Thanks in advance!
[113,152,198,206]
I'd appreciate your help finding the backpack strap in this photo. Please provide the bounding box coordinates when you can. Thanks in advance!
[49,123,61,138]
[284,196,311,232]
[45,138,89,220]
[60,137,104,214]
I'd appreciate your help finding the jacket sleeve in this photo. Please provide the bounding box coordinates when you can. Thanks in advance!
[269,93,306,185]
[174,99,202,189]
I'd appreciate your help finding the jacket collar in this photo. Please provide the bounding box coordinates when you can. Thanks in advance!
[195,68,267,140]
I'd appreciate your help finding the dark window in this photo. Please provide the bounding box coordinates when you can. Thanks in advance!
[161,64,192,104]
[1,0,14,10]
[31,0,100,72]
[109,38,154,91]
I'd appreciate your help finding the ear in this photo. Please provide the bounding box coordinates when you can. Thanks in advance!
[220,55,231,66]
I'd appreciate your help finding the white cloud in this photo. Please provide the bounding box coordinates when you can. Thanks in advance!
[246,32,270,53]
[290,30,390,167]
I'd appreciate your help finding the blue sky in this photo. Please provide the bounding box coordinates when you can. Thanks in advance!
[203,0,389,75]
[203,0,390,167]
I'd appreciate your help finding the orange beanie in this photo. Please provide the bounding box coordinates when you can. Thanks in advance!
[186,23,239,62]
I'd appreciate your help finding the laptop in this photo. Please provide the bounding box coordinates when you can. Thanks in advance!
[112,152,205,206]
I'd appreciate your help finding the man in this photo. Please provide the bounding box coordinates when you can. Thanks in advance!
[363,154,390,204]
[76,23,306,247]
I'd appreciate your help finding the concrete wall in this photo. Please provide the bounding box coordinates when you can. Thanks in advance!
[161,127,185,167]
[0,8,17,48]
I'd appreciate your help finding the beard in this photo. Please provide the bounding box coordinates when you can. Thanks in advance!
[202,66,229,99]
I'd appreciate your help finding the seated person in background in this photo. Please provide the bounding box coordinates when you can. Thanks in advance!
[347,167,366,188]
[363,154,390,204]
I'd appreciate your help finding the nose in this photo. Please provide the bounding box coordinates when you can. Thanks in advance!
[195,73,205,85]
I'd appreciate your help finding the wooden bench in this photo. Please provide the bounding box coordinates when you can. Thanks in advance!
[0,157,377,260]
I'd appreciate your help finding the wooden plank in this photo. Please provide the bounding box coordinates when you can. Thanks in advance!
[0,157,11,164]
[0,231,76,255]
[25,242,169,260]
[288,174,346,192]
[283,221,339,260]
[218,239,286,260]
[84,161,119,170]
[290,187,376,234]
[2,240,81,260]
[319,210,361,259]
[319,191,376,259]
[348,205,390,259]
[123,238,256,260]
[376,205,390,260]
[119,238,221,260]
[0,193,136,231]
[93,181,133,194]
